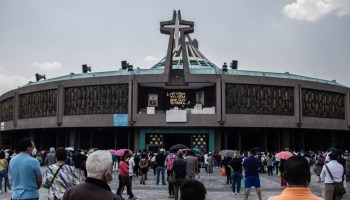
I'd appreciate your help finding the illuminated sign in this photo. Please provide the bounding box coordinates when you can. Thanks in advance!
[167,92,190,105]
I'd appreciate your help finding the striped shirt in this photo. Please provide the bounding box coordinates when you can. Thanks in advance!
[44,164,80,200]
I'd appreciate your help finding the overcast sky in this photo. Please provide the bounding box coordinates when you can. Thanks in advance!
[0,0,349,95]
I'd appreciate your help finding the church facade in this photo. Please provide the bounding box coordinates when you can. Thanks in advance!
[1,11,349,152]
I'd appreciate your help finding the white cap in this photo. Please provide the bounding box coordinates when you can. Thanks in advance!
[160,148,165,152]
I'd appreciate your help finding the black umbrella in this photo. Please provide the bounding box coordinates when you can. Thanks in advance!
[169,144,188,150]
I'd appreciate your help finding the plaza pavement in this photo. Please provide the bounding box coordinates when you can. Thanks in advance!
[1,166,350,200]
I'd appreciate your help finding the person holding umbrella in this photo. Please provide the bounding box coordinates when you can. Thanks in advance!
[276,151,294,187]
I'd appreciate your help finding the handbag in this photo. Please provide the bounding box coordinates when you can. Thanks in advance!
[325,164,346,196]
[167,174,175,183]
[220,167,226,176]
[43,164,64,189]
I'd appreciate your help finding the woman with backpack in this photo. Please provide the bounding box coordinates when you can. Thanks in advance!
[166,151,176,198]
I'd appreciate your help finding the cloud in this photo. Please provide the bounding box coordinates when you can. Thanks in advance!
[144,56,158,62]
[32,61,63,71]
[283,0,350,22]
[0,73,33,95]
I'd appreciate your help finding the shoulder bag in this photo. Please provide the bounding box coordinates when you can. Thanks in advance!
[325,164,346,196]
[43,164,64,189]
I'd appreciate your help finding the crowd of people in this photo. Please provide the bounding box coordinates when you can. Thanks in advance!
[0,138,349,200]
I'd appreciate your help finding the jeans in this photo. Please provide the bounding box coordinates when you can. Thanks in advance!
[231,171,241,193]
[156,166,165,184]
[186,175,196,181]
[0,169,11,191]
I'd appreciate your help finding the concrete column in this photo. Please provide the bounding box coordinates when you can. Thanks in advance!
[129,80,134,124]
[238,131,242,150]
[224,130,227,150]
[282,130,290,151]
[134,129,140,151]
[127,129,131,149]
[346,92,350,127]
[330,132,336,147]
[295,84,302,128]
[69,129,76,147]
[217,79,223,123]
[140,129,146,150]
[13,92,19,127]
[262,132,268,152]
[89,130,92,149]
[209,130,215,152]
[214,129,221,152]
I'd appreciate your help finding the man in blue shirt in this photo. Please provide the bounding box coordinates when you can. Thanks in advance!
[243,149,262,200]
[9,138,42,200]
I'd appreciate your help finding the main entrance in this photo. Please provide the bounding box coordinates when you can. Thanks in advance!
[140,128,214,152]
[146,133,208,150]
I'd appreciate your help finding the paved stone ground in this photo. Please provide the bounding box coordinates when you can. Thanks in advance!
[1,166,350,200]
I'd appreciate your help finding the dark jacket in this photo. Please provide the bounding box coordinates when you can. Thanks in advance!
[155,153,166,167]
[72,152,87,169]
[173,157,187,178]
[63,177,122,200]
[229,157,243,173]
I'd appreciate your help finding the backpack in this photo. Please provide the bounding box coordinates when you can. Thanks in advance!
[166,154,175,171]
[174,158,187,178]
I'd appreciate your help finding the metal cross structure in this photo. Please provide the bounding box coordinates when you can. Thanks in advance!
[160,10,194,51]
[163,12,190,50]
[160,10,194,85]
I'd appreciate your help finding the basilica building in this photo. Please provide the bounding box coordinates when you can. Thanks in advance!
[1,11,349,152]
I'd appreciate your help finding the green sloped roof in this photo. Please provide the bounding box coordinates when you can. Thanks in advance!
[224,69,344,86]
[23,67,344,88]
[24,68,165,87]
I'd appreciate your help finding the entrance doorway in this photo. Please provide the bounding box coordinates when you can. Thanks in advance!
[146,133,208,151]
[163,134,191,149]
[140,128,214,152]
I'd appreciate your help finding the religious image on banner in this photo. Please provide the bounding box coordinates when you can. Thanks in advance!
[148,94,158,107]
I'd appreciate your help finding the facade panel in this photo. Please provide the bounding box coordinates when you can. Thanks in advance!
[64,84,128,115]
[226,83,294,116]
[302,88,345,119]
[20,90,57,119]
[0,97,14,121]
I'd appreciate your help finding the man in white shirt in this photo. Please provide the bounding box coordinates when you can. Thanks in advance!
[320,149,345,200]
[128,155,136,185]
[204,153,209,173]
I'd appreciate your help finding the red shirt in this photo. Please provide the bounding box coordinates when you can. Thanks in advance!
[119,161,129,176]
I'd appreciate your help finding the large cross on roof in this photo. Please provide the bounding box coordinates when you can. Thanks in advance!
[163,12,191,50]
[160,10,194,86]
[160,10,194,51]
